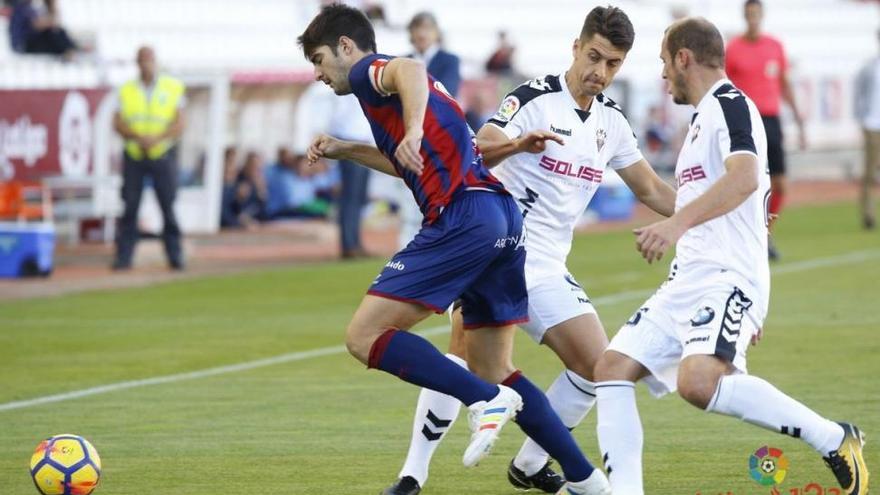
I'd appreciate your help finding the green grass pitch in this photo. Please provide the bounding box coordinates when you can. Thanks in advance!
[1,201,877,494]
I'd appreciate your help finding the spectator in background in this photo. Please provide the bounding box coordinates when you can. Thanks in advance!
[854,29,880,231]
[363,2,387,26]
[112,46,186,271]
[407,12,460,98]
[464,91,496,133]
[9,0,76,58]
[293,81,374,258]
[641,105,676,173]
[220,146,242,228]
[264,148,336,220]
[485,30,515,76]
[235,151,268,225]
[726,0,806,260]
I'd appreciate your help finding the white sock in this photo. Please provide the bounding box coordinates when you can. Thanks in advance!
[398,353,467,486]
[707,374,845,454]
[596,381,644,495]
[514,370,596,476]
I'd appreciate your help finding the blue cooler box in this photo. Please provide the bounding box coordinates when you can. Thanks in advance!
[0,222,55,278]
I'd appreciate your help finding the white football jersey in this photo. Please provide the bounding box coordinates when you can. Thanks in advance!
[673,78,771,316]
[486,73,642,277]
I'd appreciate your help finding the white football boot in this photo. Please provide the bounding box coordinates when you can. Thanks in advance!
[462,385,523,467]
[557,468,612,495]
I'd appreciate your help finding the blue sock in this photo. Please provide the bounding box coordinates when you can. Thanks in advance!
[368,328,497,406]
[505,371,594,482]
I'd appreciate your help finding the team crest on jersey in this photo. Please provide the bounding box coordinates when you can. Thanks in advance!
[690,124,701,143]
[494,95,520,122]
[596,128,607,152]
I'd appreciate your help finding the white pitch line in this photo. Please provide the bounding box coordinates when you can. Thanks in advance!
[1,249,877,413]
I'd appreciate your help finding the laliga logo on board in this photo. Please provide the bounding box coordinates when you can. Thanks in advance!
[58,91,92,177]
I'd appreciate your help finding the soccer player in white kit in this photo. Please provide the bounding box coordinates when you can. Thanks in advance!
[593,17,870,495]
[381,7,677,495]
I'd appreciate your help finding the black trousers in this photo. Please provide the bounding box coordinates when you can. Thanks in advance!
[25,28,76,55]
[337,159,370,252]
[115,152,182,265]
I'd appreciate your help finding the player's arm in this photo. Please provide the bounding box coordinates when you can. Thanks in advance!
[780,59,806,149]
[476,124,563,168]
[378,58,429,175]
[307,134,399,177]
[633,154,758,263]
[615,159,676,217]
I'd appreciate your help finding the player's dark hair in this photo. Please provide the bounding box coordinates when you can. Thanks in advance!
[665,17,725,69]
[744,0,763,7]
[580,6,635,52]
[298,3,377,58]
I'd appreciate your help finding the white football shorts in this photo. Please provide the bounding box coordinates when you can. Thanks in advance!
[607,264,764,397]
[519,271,597,343]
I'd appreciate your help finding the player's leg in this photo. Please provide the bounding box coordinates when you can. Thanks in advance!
[594,299,681,495]
[594,350,652,495]
[678,337,867,493]
[510,277,608,492]
[764,115,786,259]
[465,324,609,494]
[461,244,609,493]
[384,305,467,495]
[860,129,878,229]
[348,293,504,408]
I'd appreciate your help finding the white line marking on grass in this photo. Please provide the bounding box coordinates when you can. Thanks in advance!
[2,249,877,412]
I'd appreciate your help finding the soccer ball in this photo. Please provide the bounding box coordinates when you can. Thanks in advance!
[761,458,777,474]
[29,434,101,495]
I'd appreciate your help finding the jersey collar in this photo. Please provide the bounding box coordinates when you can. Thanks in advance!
[561,71,594,122]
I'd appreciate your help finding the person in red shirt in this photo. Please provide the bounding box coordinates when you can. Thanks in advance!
[726,0,806,260]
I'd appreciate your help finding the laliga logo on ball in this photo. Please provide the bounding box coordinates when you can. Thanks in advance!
[749,445,789,486]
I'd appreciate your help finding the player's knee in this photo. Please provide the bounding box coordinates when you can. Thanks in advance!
[677,371,718,409]
[344,323,373,364]
[594,350,632,382]
[467,359,514,384]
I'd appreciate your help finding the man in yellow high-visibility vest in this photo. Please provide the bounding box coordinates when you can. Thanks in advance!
[112,46,187,271]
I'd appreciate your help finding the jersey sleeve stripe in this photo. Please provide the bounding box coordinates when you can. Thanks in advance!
[714,84,757,155]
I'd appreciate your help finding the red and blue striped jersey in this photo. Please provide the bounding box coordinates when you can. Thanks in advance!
[348,53,506,224]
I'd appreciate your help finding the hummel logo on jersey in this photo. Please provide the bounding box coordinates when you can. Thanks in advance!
[384,260,406,271]
[539,155,603,183]
[596,128,607,152]
[550,124,571,136]
[717,90,742,100]
[721,288,753,343]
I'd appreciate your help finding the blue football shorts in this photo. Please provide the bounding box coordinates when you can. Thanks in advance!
[368,190,529,329]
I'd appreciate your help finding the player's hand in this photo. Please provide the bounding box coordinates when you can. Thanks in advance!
[515,131,564,154]
[797,127,807,151]
[633,218,686,264]
[751,326,764,346]
[307,134,343,164]
[395,129,425,175]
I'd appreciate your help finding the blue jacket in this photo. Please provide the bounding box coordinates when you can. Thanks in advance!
[417,49,461,98]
